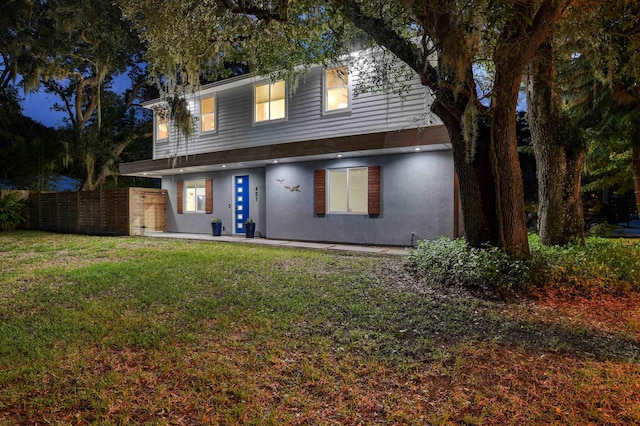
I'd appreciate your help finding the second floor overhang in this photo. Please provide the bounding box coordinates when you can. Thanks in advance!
[120,125,451,178]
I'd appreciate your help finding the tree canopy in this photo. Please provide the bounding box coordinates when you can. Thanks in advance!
[561,0,640,217]
[3,0,155,190]
[121,1,345,92]
[0,0,158,190]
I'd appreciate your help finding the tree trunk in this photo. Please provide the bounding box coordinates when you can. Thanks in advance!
[80,153,96,191]
[633,143,640,217]
[433,100,499,248]
[482,0,574,257]
[527,40,586,246]
[491,67,530,257]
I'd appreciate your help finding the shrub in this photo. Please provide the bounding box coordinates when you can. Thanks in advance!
[529,236,640,294]
[0,193,28,231]
[406,236,640,296]
[586,222,619,238]
[405,238,529,292]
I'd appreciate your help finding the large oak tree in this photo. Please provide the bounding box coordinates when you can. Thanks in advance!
[6,0,151,190]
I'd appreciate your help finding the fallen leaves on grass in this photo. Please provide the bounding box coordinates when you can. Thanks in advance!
[531,288,640,339]
[2,326,639,425]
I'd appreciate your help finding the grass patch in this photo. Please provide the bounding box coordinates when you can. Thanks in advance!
[0,231,638,424]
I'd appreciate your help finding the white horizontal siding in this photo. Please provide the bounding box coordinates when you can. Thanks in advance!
[153,61,440,160]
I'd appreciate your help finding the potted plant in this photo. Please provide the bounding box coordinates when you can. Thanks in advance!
[245,218,256,238]
[211,218,222,236]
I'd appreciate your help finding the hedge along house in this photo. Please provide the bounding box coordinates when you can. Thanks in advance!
[120,49,462,246]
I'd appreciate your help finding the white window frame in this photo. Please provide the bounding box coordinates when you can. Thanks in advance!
[156,113,169,141]
[323,66,351,115]
[200,96,216,134]
[327,167,368,214]
[185,179,206,213]
[253,80,287,124]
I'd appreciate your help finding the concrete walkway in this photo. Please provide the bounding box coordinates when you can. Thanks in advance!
[142,220,640,255]
[143,231,410,256]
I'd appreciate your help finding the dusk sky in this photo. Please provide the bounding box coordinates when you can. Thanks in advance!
[21,89,67,128]
[19,73,134,128]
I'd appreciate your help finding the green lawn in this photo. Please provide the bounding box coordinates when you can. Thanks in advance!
[0,231,638,425]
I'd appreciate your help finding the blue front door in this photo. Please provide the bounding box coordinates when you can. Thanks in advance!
[234,175,249,234]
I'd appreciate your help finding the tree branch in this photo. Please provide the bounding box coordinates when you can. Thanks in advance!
[45,79,77,128]
[75,77,87,127]
[495,0,575,72]
[0,53,13,91]
[218,0,289,22]
[0,67,11,92]
[123,80,147,111]
[74,74,100,131]
[332,1,427,76]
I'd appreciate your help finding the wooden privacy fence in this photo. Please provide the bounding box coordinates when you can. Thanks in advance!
[28,188,167,236]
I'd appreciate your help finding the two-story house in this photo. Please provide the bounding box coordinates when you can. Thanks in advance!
[119,51,461,246]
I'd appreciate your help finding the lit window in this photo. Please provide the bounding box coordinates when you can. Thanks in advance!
[328,167,368,213]
[157,114,168,140]
[200,97,215,132]
[325,66,349,112]
[255,81,286,122]
[185,180,206,212]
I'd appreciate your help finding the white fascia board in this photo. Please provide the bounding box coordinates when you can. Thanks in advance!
[198,63,327,97]
[141,99,167,109]
[198,74,260,97]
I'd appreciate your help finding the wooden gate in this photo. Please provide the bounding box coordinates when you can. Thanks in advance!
[129,188,167,235]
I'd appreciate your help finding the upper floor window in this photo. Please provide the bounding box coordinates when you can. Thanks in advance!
[255,80,286,122]
[328,167,368,214]
[325,66,349,112]
[157,114,169,140]
[185,179,206,212]
[200,96,215,132]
